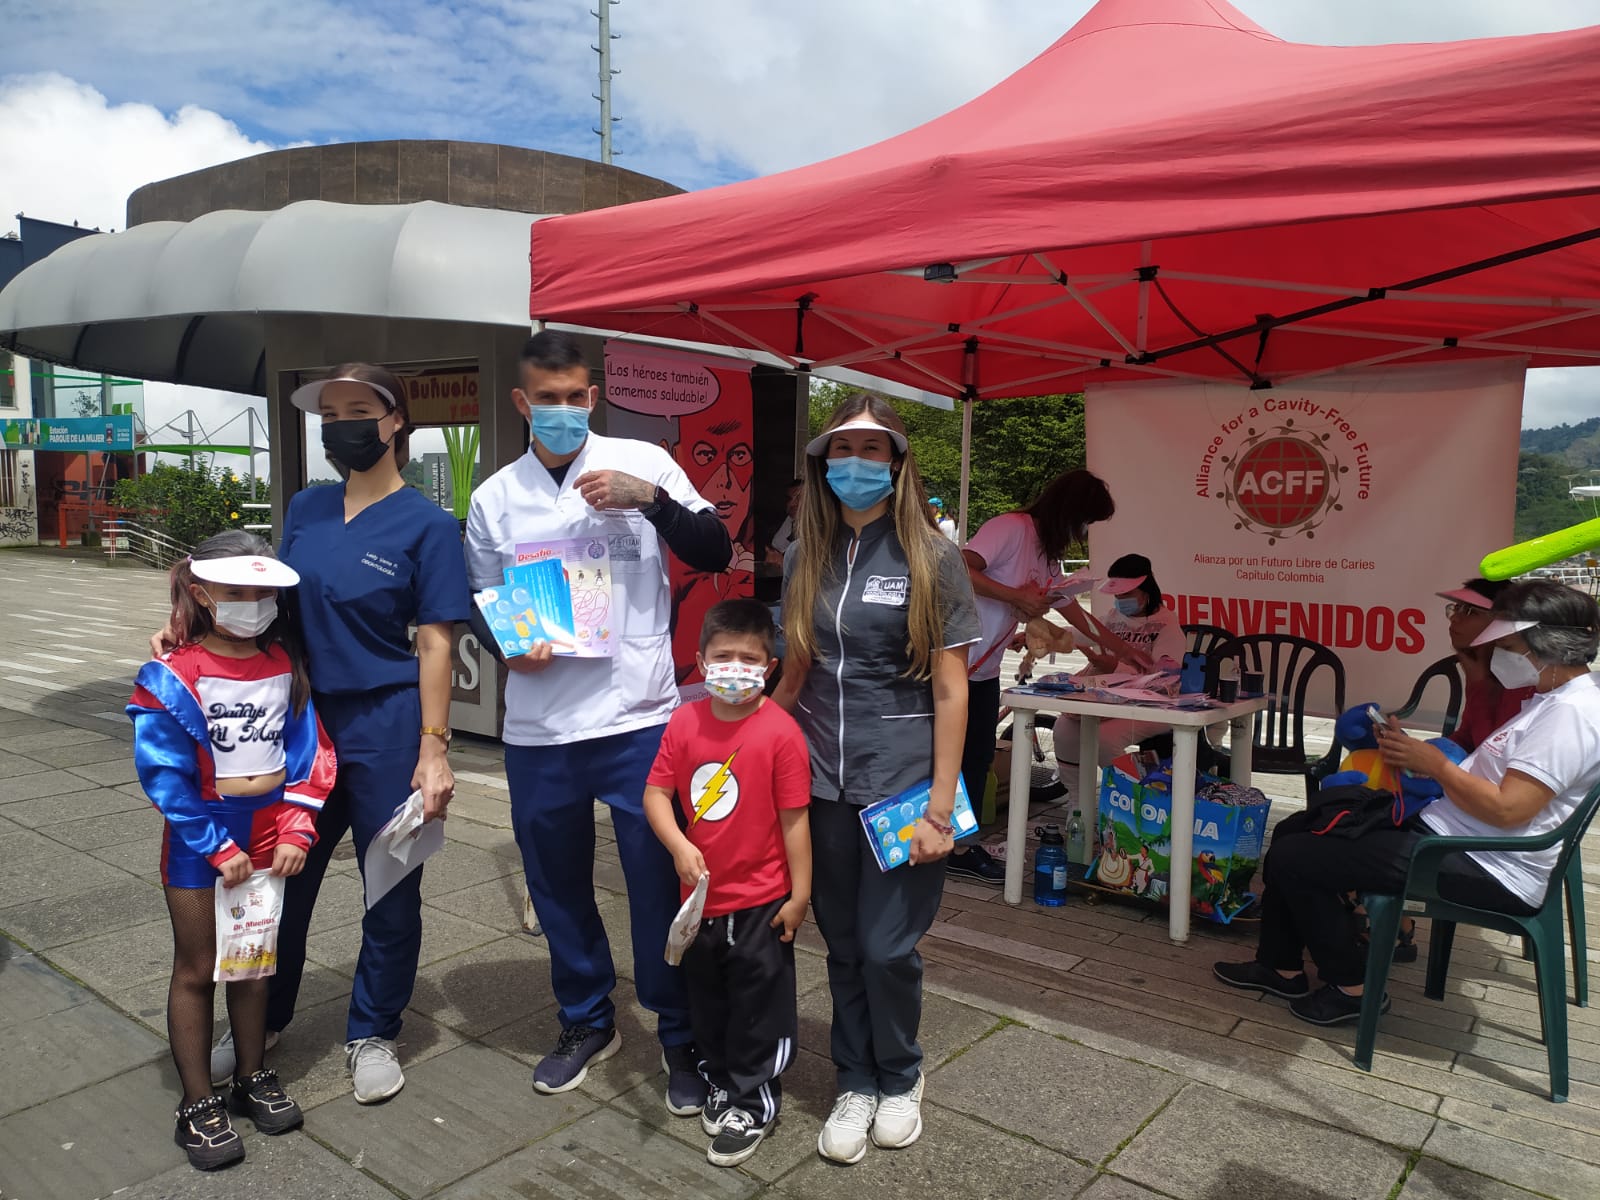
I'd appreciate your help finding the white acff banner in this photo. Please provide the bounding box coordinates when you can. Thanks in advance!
[1084,360,1523,722]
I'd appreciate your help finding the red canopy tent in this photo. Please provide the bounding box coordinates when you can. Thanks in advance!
[529,0,1600,404]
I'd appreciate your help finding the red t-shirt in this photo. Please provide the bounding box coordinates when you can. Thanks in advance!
[647,697,812,917]
[1450,677,1535,753]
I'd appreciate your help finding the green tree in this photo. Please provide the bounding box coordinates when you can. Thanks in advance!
[112,463,255,559]
[808,381,1087,531]
[1515,451,1600,542]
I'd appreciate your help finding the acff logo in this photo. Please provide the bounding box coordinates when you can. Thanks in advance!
[1217,422,1346,544]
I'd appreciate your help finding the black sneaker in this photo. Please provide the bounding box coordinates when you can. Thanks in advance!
[174,1094,245,1171]
[533,1025,621,1094]
[1212,960,1311,999]
[1290,983,1390,1027]
[707,1109,770,1168]
[229,1068,303,1135]
[701,1083,734,1136]
[662,1043,709,1116]
[946,845,1006,885]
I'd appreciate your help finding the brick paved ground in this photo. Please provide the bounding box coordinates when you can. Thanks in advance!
[2,546,1596,1199]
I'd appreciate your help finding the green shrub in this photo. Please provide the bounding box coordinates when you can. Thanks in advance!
[112,463,256,557]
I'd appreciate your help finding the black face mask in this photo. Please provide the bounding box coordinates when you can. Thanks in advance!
[321,418,390,473]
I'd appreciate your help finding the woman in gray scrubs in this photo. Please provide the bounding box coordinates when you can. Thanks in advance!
[773,393,979,1166]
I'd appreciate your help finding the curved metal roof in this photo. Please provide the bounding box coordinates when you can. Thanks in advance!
[0,200,547,395]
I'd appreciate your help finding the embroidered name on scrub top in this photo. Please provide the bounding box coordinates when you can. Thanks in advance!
[361,551,402,577]
[197,673,290,777]
[862,575,909,606]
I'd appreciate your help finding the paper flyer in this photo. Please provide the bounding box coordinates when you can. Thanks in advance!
[513,537,615,657]
[473,562,579,659]
[858,777,978,872]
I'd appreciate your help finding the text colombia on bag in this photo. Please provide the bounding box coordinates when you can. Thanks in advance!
[213,870,285,982]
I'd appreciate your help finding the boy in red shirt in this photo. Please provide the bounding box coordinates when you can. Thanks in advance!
[644,598,812,1168]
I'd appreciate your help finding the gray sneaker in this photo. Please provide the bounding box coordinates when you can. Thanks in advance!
[345,1037,405,1104]
[210,1028,280,1086]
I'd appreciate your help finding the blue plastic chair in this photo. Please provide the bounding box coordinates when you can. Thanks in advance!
[1353,779,1600,1103]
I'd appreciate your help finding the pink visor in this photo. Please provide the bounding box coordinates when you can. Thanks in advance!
[1437,587,1494,609]
[1469,618,1538,646]
[1100,575,1147,596]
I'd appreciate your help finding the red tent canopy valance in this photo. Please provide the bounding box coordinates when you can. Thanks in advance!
[529,0,1600,398]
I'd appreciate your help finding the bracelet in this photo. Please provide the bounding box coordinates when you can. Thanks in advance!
[421,726,452,749]
[922,815,955,837]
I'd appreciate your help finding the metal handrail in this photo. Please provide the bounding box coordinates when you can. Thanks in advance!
[100,516,191,569]
[239,501,272,533]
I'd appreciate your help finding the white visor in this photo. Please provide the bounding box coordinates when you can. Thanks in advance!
[805,419,909,457]
[289,375,399,415]
[190,555,300,588]
[1469,617,1537,646]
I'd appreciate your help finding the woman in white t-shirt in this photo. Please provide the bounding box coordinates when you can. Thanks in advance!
[953,469,1116,883]
[1050,553,1188,772]
[1213,580,1600,1027]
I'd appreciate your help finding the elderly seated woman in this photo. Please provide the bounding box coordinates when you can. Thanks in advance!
[1212,580,1600,1026]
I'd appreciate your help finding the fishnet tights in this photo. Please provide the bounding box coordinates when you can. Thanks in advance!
[165,885,268,1104]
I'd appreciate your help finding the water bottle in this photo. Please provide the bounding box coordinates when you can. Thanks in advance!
[1033,824,1069,907]
[1066,810,1086,865]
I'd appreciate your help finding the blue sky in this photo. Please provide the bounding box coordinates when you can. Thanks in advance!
[2,0,1598,439]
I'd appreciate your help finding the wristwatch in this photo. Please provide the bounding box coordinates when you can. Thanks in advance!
[421,726,452,749]
[640,485,669,519]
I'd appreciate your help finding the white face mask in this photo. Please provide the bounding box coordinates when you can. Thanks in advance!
[702,661,767,704]
[1490,645,1542,691]
[211,595,278,639]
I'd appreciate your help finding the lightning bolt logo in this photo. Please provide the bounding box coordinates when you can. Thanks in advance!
[692,752,739,824]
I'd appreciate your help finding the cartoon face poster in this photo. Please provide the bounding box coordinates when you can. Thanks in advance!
[602,343,757,690]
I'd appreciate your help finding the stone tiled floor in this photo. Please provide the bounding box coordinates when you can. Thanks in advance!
[2,546,1597,1199]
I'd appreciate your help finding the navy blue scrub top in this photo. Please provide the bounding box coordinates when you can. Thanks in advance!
[279,484,472,696]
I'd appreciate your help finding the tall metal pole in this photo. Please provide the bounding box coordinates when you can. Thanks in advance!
[247,407,258,500]
[593,1,620,163]
[958,396,973,545]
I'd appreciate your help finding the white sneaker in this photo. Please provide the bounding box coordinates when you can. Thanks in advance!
[872,1072,924,1148]
[817,1090,878,1164]
[346,1037,405,1104]
[209,1028,280,1085]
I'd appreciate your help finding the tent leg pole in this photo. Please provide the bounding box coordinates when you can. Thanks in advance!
[957,395,973,544]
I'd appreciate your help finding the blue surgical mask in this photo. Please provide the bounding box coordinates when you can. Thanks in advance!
[825,456,894,511]
[1115,595,1143,617]
[529,404,590,456]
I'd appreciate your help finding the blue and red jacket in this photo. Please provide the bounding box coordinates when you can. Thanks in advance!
[127,643,337,868]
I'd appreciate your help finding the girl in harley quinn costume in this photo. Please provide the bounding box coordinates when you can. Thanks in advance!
[128,532,336,1171]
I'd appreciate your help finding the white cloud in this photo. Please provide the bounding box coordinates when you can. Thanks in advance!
[0,73,285,236]
[1524,368,1598,431]
[3,3,1597,444]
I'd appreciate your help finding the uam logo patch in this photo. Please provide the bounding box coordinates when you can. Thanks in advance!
[862,575,908,607]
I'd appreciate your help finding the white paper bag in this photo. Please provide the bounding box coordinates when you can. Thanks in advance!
[213,870,285,982]
[664,873,709,966]
[364,789,446,909]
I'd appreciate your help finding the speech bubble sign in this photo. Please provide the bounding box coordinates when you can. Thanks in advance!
[603,346,721,416]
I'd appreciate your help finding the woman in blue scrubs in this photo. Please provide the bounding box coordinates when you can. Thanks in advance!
[209,363,471,1103]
